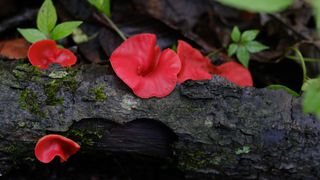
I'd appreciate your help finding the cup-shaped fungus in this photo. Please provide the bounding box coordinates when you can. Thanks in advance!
[35,134,80,163]
[28,40,76,69]
[216,61,253,87]
[110,33,181,98]
[177,40,253,87]
[177,40,217,83]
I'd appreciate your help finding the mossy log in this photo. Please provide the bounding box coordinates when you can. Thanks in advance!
[0,60,319,179]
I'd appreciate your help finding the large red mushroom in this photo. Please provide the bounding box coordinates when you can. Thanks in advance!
[34,134,80,163]
[110,33,181,98]
[28,40,77,69]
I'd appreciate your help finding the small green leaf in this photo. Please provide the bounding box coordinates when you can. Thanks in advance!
[236,46,250,68]
[51,21,83,40]
[241,30,259,42]
[303,78,320,118]
[88,0,111,17]
[217,0,294,13]
[302,79,319,91]
[245,41,269,53]
[37,0,57,35]
[17,28,47,43]
[231,26,241,42]
[228,43,238,56]
[267,84,299,97]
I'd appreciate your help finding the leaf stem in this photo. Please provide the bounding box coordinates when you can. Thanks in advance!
[206,47,225,58]
[287,47,307,83]
[102,14,127,41]
[286,55,320,62]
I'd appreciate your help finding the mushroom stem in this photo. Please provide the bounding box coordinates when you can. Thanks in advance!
[102,13,127,41]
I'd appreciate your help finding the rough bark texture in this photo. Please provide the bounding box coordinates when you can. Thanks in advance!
[0,60,319,179]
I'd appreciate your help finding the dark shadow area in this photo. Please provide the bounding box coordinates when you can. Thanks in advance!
[3,118,184,180]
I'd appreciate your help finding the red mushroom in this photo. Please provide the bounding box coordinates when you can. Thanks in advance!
[177,40,253,87]
[216,61,253,87]
[34,134,80,163]
[177,40,217,83]
[28,40,76,69]
[110,33,181,98]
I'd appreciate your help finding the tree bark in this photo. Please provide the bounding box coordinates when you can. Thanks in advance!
[0,60,319,179]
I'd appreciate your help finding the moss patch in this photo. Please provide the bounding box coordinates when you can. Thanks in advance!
[65,128,104,146]
[19,89,45,117]
[89,84,107,101]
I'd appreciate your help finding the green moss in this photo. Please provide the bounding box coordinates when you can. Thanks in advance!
[13,63,43,82]
[235,146,250,155]
[4,144,17,153]
[177,146,238,171]
[19,89,45,117]
[17,121,26,128]
[44,69,79,105]
[89,84,107,101]
[66,128,104,146]
[44,80,64,105]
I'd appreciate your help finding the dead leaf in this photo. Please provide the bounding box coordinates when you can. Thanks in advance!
[0,38,29,60]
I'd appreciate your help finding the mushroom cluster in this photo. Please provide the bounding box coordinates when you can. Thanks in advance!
[110,33,253,99]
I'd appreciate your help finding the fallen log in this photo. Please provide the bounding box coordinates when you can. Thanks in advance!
[0,60,319,179]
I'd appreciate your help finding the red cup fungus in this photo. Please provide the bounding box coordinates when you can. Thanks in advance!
[216,61,253,87]
[34,134,80,163]
[28,39,77,69]
[110,33,181,98]
[177,40,253,87]
[177,40,217,83]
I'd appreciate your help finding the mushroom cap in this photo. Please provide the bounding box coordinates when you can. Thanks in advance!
[28,40,77,69]
[34,134,80,163]
[177,40,217,83]
[217,61,253,87]
[28,40,56,69]
[110,33,181,98]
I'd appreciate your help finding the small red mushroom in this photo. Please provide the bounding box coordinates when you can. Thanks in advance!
[110,33,181,98]
[177,40,217,83]
[216,61,253,87]
[28,40,76,69]
[34,134,80,163]
[177,40,253,87]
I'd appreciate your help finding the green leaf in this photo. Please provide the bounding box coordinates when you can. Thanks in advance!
[267,84,299,97]
[88,0,111,17]
[17,28,47,43]
[51,21,83,40]
[241,30,259,42]
[303,78,320,118]
[228,43,238,56]
[37,0,57,35]
[302,79,319,91]
[312,0,320,31]
[245,41,269,53]
[217,0,294,13]
[236,46,250,68]
[231,26,241,42]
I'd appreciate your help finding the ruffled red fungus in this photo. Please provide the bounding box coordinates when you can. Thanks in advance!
[28,40,76,69]
[216,61,253,87]
[35,134,80,163]
[110,33,181,98]
[177,40,217,83]
[177,40,253,87]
